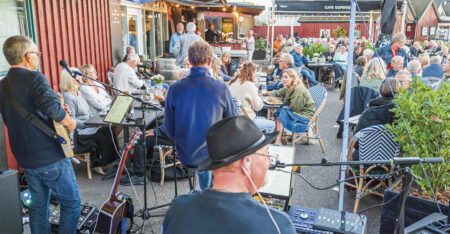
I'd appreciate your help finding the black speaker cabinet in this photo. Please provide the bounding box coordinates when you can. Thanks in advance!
[0,170,23,233]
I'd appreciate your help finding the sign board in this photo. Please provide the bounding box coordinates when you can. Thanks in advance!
[275,1,402,13]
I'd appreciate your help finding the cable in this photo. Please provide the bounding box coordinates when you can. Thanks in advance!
[242,164,281,234]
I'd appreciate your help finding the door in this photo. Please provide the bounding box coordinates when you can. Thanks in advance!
[127,8,143,55]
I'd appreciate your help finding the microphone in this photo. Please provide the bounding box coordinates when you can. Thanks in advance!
[59,60,75,78]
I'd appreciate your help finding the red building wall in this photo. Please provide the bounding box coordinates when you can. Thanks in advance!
[254,22,377,42]
[34,0,112,91]
[405,23,416,40]
[415,3,439,41]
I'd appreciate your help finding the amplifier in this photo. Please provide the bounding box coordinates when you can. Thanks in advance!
[50,203,98,233]
[0,170,23,233]
[289,206,367,234]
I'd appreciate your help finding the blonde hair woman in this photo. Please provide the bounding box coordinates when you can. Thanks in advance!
[359,58,386,91]
[211,57,231,82]
[263,69,316,145]
[60,69,117,175]
[79,64,112,117]
[229,62,275,132]
[419,53,430,68]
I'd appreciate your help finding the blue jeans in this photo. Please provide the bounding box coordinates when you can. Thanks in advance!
[197,170,211,190]
[253,116,275,133]
[24,158,81,234]
[301,69,318,86]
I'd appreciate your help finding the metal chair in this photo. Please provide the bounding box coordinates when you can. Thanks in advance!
[344,125,401,213]
[289,86,327,153]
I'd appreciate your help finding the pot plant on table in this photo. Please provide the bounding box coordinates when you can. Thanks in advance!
[252,37,266,60]
[380,78,449,232]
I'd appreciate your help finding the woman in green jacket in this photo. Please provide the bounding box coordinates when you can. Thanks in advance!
[263,69,316,145]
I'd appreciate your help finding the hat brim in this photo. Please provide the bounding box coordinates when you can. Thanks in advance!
[197,131,279,172]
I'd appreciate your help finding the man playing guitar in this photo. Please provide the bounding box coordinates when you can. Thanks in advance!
[0,35,80,233]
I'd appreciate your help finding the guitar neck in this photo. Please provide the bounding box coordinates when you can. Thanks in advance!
[110,146,133,198]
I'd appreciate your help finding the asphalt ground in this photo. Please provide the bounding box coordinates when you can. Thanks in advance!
[24,84,384,234]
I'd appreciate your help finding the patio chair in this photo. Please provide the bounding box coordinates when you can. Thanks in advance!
[344,125,401,213]
[154,145,181,185]
[231,97,249,116]
[288,86,327,153]
[422,76,441,85]
[71,143,92,180]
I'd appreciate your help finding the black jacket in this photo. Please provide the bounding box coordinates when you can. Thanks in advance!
[324,51,335,61]
[355,97,396,133]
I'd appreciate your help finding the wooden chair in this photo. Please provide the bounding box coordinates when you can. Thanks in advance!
[154,145,181,185]
[231,97,249,116]
[288,86,327,153]
[74,152,92,180]
[344,125,401,213]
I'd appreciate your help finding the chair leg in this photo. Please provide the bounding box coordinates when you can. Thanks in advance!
[314,125,326,154]
[306,127,311,145]
[86,154,92,180]
[159,148,165,186]
[353,168,365,213]
[291,133,296,146]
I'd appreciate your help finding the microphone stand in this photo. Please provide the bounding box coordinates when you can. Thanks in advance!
[272,157,444,234]
[67,69,166,221]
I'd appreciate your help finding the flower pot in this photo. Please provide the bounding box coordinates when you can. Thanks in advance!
[379,190,449,233]
[252,50,266,60]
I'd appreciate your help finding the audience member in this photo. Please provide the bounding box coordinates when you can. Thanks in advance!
[280,38,294,54]
[122,45,135,62]
[423,40,430,50]
[422,56,445,78]
[354,56,367,77]
[407,60,422,78]
[79,64,112,117]
[163,116,295,233]
[395,70,412,89]
[169,23,184,53]
[300,38,310,49]
[440,46,448,66]
[229,62,275,132]
[60,69,117,175]
[410,41,422,58]
[113,53,144,92]
[353,46,362,65]
[264,69,316,145]
[323,43,336,62]
[266,53,295,91]
[334,44,348,74]
[373,33,407,69]
[363,48,374,62]
[173,22,203,67]
[291,45,318,86]
[273,34,284,54]
[164,40,237,190]
[387,56,404,78]
[419,53,430,68]
[267,53,282,82]
[205,23,220,42]
[245,30,255,62]
[360,59,386,91]
[211,57,231,82]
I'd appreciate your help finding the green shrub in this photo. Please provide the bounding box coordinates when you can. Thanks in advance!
[386,78,449,198]
[333,26,348,38]
[255,37,266,51]
[303,44,328,59]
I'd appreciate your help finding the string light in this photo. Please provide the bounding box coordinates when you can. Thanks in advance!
[222,7,226,12]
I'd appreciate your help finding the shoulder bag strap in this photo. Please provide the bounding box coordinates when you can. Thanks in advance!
[1,77,66,144]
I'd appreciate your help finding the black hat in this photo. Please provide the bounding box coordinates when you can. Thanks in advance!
[197,116,279,171]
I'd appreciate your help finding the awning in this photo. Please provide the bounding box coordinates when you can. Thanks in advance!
[126,0,158,4]
[275,0,403,14]
[166,0,265,16]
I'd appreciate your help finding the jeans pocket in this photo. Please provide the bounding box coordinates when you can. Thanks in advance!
[35,165,62,183]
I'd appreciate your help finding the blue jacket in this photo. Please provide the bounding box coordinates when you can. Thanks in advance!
[373,43,408,68]
[290,51,308,67]
[169,32,182,53]
[386,69,398,78]
[0,68,67,169]
[422,63,444,78]
[163,67,237,166]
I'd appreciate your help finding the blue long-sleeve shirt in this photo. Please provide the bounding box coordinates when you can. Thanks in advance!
[0,68,67,169]
[163,67,237,166]
[169,32,182,53]
[290,51,308,67]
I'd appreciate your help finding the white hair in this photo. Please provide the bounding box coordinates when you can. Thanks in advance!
[126,53,140,62]
[363,49,374,57]
[186,22,196,32]
[430,56,441,65]
[407,60,421,73]
[391,56,404,65]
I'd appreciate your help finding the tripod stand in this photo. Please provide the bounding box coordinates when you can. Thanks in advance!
[272,156,444,234]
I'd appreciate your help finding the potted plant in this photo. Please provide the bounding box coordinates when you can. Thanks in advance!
[252,37,266,60]
[380,78,449,232]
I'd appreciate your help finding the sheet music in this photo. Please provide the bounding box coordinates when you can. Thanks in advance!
[259,144,295,197]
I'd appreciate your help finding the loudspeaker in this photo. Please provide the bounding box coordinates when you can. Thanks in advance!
[0,170,23,233]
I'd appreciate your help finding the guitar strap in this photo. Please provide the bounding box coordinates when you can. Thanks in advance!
[1,77,67,144]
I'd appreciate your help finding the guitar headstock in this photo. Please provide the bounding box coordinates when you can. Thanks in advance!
[125,130,142,149]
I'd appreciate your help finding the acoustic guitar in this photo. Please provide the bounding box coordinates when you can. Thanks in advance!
[53,93,74,158]
[94,130,142,234]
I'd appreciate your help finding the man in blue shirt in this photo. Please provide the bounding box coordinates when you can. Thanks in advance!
[386,56,404,78]
[290,45,318,86]
[422,56,445,78]
[164,40,237,189]
[169,23,184,54]
[0,36,80,233]
[163,116,296,233]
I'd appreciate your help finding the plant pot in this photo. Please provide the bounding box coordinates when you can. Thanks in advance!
[252,50,266,60]
[379,190,449,233]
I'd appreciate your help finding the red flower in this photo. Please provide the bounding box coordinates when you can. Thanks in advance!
[430,115,443,123]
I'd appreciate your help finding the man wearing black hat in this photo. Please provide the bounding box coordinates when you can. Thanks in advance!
[162,116,296,234]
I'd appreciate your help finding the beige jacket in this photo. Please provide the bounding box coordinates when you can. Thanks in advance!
[229,80,263,119]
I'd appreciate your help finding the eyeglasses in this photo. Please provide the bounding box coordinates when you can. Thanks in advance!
[27,51,43,56]
[254,152,279,163]
[90,70,97,75]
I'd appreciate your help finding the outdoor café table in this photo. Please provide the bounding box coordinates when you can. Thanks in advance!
[338,114,361,129]
[307,61,333,82]
[261,96,282,120]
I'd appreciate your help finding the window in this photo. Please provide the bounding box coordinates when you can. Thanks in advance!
[430,26,436,36]
[422,26,428,36]
[407,25,411,32]
[0,0,30,74]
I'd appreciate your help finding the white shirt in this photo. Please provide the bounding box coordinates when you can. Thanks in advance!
[113,62,144,92]
[247,36,255,52]
[79,84,112,117]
